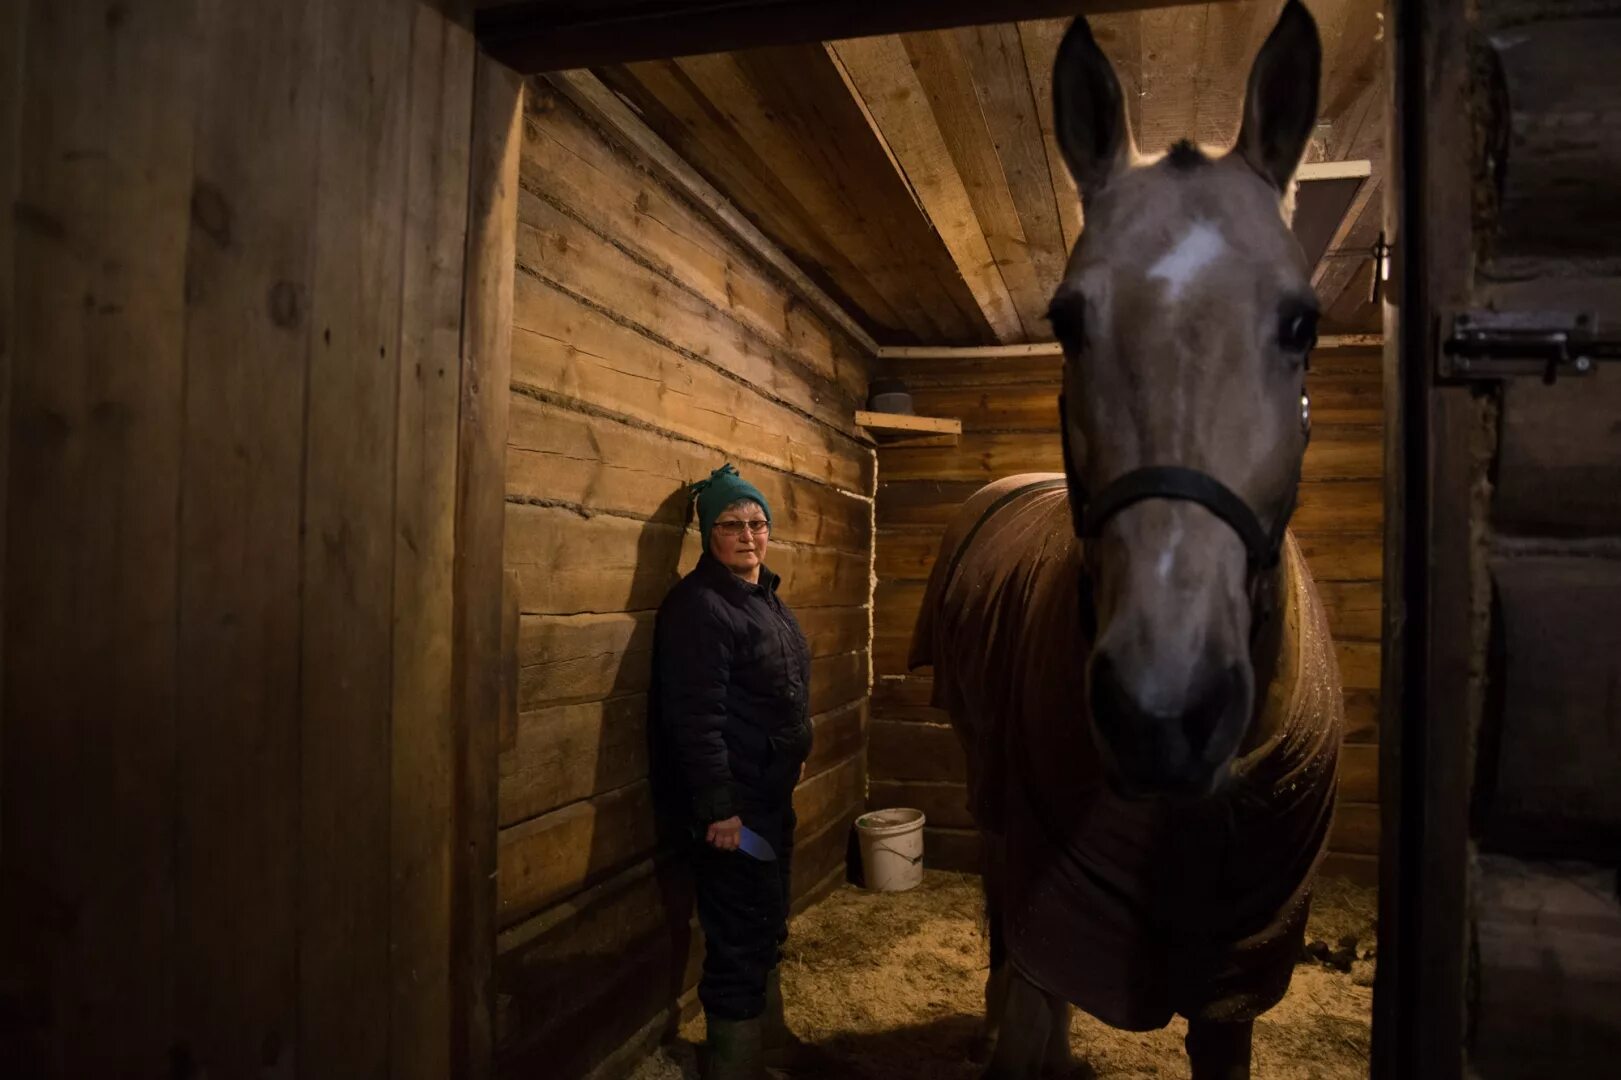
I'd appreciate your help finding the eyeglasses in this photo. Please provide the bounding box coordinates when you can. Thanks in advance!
[714,519,770,538]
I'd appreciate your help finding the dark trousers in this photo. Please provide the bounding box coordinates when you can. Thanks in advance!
[693,809,795,1021]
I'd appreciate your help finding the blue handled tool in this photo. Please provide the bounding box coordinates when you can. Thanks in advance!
[693,822,778,861]
[736,825,778,862]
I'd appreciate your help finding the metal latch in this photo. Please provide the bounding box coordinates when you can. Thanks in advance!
[1441,310,1621,383]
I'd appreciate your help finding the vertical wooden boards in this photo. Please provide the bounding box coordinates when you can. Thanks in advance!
[4,1,494,1072]
[297,0,412,1070]
[455,51,524,1080]
[173,0,320,1073]
[389,9,475,1080]
[3,0,197,1070]
[0,0,20,777]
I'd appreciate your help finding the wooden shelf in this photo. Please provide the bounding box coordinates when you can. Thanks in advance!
[854,411,962,435]
[854,410,962,448]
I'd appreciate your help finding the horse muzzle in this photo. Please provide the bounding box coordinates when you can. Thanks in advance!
[1086,649,1251,798]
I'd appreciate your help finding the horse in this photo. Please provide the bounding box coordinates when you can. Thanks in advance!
[907,3,1343,1077]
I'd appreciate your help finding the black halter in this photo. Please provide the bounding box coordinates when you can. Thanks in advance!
[1058,393,1303,641]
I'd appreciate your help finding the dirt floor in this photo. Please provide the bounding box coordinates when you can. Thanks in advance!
[628,870,1376,1080]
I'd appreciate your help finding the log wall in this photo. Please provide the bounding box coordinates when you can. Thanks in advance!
[0,1,517,1075]
[494,82,877,1079]
[869,346,1385,882]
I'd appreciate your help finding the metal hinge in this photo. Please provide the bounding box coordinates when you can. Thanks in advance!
[1441,310,1621,383]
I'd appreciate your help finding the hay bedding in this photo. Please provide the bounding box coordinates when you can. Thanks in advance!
[628,870,1375,1080]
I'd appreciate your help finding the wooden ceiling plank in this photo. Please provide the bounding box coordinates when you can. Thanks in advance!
[600,60,911,337]
[829,36,1024,343]
[904,29,1050,340]
[1017,18,1084,255]
[1135,3,1210,155]
[677,47,980,342]
[670,51,944,340]
[957,22,1070,306]
[734,45,998,345]
[1312,0,1385,124]
[1191,0,1272,150]
[546,69,882,357]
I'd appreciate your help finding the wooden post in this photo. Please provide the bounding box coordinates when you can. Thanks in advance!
[389,7,477,1078]
[452,51,522,1080]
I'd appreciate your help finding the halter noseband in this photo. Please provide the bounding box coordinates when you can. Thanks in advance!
[1081,465,1290,570]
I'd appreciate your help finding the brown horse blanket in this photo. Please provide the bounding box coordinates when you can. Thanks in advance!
[910,474,1342,1030]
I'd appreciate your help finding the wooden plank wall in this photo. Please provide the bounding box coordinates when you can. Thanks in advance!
[0,1,512,1075]
[869,346,1385,882]
[494,82,877,1079]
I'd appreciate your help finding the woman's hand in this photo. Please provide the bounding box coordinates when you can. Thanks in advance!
[706,815,744,851]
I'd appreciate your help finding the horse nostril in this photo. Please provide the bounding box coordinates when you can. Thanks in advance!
[1088,652,1137,739]
[1181,663,1243,758]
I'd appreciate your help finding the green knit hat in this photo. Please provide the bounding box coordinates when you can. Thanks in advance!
[691,463,771,548]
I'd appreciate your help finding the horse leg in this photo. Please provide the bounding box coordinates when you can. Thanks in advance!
[981,968,1056,1080]
[1184,1017,1253,1080]
[1042,996,1073,1075]
[972,837,1011,1064]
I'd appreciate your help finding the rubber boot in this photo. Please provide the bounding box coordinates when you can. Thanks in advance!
[704,1016,765,1080]
[761,967,815,1070]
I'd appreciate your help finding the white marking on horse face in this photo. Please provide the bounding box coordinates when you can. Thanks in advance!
[1147,221,1226,303]
[1156,520,1184,583]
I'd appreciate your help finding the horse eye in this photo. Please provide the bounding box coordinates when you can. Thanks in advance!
[1047,298,1087,350]
[1278,308,1318,354]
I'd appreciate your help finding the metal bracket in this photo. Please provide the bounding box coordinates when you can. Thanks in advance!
[1440,309,1621,383]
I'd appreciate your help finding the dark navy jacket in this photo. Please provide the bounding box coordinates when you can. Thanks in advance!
[652,552,813,831]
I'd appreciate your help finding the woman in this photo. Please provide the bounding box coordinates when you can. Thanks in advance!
[654,463,814,1080]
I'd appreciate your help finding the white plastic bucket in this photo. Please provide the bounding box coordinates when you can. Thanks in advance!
[855,808,926,892]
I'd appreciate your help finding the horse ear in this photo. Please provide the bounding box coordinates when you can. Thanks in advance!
[1233,0,1322,192]
[1053,16,1131,199]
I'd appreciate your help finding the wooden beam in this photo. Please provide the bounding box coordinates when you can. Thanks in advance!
[876,333,1382,361]
[1298,159,1374,181]
[475,0,1239,74]
[452,53,523,1080]
[546,68,881,357]
[827,36,1022,343]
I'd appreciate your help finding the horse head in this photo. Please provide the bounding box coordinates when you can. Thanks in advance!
[1050,0,1322,798]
